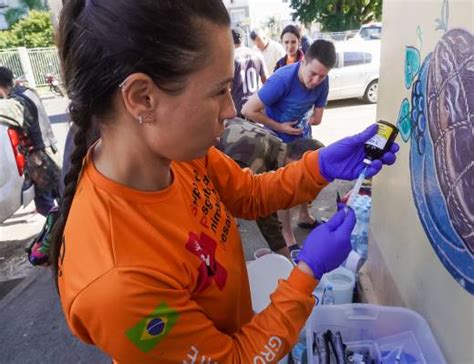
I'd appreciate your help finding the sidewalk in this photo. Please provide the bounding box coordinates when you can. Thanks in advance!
[0,269,109,363]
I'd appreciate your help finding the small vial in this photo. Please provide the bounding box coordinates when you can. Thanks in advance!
[364,120,399,165]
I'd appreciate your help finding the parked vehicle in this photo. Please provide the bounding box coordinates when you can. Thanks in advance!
[0,123,35,223]
[328,40,381,103]
[353,22,382,41]
[45,73,65,97]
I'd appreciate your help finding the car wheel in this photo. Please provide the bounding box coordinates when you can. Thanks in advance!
[363,80,378,104]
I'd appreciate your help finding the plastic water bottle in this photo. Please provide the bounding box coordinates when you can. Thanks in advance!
[291,341,307,364]
[291,328,308,364]
[322,284,335,305]
[350,195,371,259]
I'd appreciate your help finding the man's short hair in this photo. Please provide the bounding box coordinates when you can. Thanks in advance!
[0,67,14,88]
[250,29,263,41]
[232,28,244,45]
[287,139,325,160]
[305,39,337,69]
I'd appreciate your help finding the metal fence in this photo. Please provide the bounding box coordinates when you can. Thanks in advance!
[0,47,61,87]
[0,48,24,79]
[28,47,62,86]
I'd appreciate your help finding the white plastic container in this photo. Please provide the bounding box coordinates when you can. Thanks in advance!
[306,304,446,364]
[319,266,356,304]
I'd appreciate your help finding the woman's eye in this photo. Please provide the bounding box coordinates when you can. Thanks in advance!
[217,88,228,96]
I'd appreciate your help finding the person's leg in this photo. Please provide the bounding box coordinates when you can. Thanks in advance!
[277,209,299,250]
[256,213,291,260]
[34,188,56,216]
[274,245,291,259]
[296,202,324,229]
[297,202,315,224]
[27,148,61,216]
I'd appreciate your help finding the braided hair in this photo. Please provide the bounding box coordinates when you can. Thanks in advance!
[50,0,230,285]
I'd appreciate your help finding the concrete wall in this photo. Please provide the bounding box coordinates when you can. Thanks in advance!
[367,0,473,362]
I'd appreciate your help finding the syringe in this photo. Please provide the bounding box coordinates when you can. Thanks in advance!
[346,166,368,208]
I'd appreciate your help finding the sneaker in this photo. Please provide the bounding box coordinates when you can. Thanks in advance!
[290,248,301,265]
[296,218,326,229]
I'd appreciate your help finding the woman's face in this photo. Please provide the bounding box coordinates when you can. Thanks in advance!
[282,32,300,57]
[145,24,236,162]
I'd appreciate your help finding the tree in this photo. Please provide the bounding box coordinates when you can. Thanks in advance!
[290,0,383,32]
[0,11,54,49]
[0,31,17,49]
[11,11,54,48]
[5,0,48,27]
[264,16,281,40]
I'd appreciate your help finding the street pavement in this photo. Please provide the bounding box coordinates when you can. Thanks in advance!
[0,97,375,363]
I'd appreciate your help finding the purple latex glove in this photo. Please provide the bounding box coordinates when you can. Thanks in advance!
[318,124,400,181]
[297,207,356,279]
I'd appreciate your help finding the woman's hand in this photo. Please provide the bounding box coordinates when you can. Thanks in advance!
[318,124,399,181]
[297,207,355,279]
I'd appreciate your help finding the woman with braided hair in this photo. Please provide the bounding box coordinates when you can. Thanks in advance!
[52,1,398,363]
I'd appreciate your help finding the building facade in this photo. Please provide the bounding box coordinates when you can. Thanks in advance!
[223,0,293,40]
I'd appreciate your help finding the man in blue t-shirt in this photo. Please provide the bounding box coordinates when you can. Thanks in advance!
[242,40,337,230]
[242,39,336,143]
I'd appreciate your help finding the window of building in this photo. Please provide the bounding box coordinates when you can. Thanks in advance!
[230,9,245,22]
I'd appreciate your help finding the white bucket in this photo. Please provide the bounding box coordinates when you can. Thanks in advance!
[253,247,272,259]
[320,267,355,304]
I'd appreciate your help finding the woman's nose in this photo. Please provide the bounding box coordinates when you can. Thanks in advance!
[221,94,236,121]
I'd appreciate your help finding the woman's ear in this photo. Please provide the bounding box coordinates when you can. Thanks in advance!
[119,73,158,122]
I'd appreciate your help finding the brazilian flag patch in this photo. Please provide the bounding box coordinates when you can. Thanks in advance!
[126,302,179,353]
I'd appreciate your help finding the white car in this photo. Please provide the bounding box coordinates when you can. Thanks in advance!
[353,22,382,41]
[328,40,380,103]
[0,123,35,223]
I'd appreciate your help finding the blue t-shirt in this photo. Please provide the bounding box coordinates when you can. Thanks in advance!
[258,62,329,142]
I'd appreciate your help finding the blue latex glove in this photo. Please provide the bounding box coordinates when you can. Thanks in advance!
[297,207,355,279]
[318,124,400,181]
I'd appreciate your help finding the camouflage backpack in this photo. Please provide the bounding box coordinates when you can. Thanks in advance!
[0,98,24,128]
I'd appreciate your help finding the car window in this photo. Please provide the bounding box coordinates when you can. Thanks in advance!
[360,26,381,40]
[342,52,373,67]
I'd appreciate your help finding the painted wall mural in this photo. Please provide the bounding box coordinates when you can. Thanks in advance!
[396,0,473,293]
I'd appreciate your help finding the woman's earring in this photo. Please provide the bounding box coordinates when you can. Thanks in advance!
[119,80,128,92]
[138,112,154,126]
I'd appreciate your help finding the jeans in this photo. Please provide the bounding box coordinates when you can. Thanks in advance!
[34,188,56,216]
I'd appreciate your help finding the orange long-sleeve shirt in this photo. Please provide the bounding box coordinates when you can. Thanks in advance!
[59,146,328,363]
